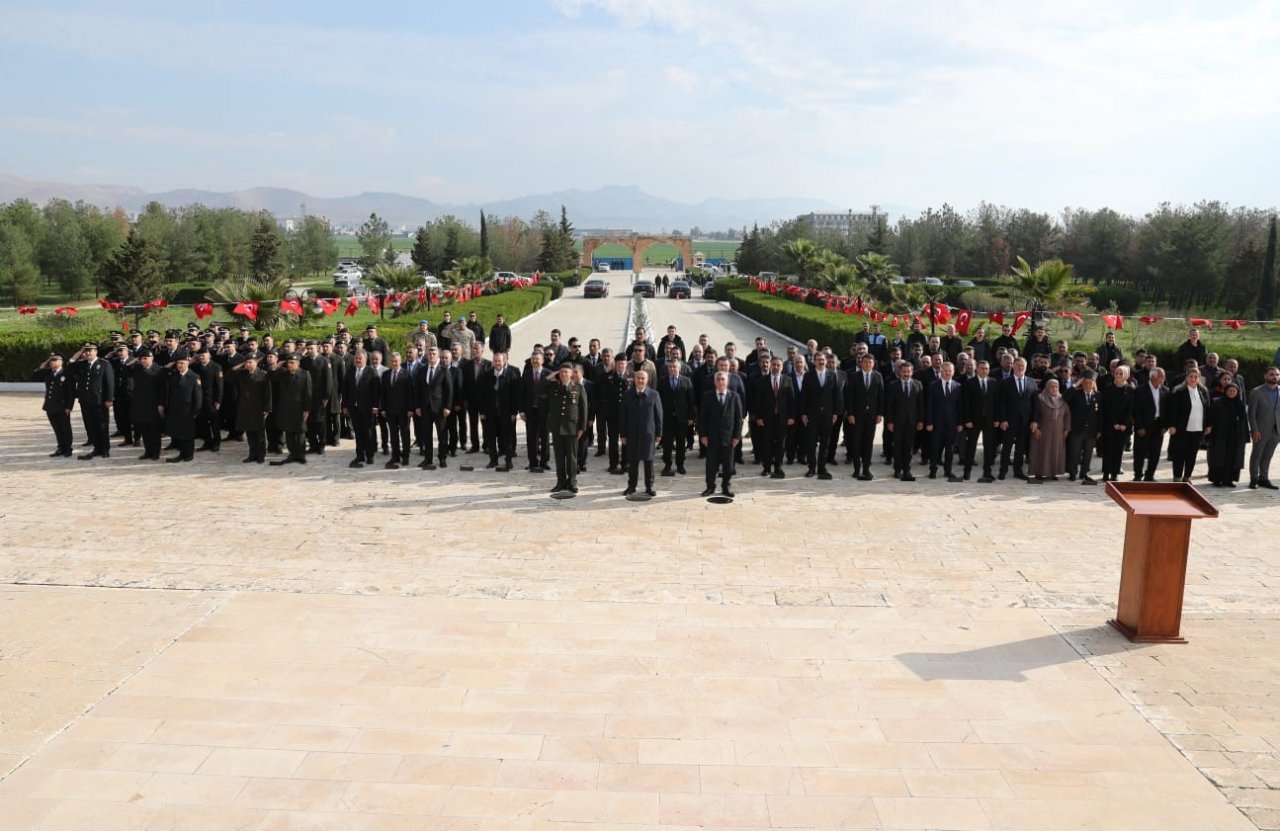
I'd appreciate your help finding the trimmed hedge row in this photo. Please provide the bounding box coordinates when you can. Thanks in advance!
[0,286,555,382]
[726,287,1280,381]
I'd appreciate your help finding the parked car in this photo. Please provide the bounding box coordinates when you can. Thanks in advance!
[701,279,718,299]
[596,262,611,272]
[493,271,520,283]
[954,279,975,288]
[923,277,945,286]
[758,271,779,282]
[633,279,656,298]
[583,278,609,298]
[333,270,362,289]
[667,279,691,299]
[421,274,443,293]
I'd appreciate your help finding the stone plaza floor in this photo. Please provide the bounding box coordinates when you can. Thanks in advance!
[1,274,1277,829]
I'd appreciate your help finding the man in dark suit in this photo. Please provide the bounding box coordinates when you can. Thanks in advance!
[162,355,203,462]
[924,361,964,481]
[479,351,520,470]
[801,353,841,479]
[415,346,453,470]
[191,348,224,453]
[461,341,492,455]
[342,349,382,468]
[126,349,165,460]
[70,343,114,459]
[520,352,551,472]
[755,356,796,479]
[441,349,465,456]
[995,357,1036,480]
[361,324,390,365]
[656,360,696,476]
[1132,366,1169,482]
[33,353,76,456]
[699,370,745,497]
[962,360,1001,482]
[620,368,663,496]
[1063,369,1101,484]
[885,361,924,480]
[844,353,883,480]
[379,353,415,469]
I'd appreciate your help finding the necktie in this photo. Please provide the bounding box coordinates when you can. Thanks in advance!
[981,379,986,393]
[1017,378,1023,395]
[865,373,871,389]
[718,393,725,406]
[946,381,952,396]
[773,376,779,393]
[391,370,397,385]
[903,381,909,396]
[670,378,676,391]
[356,368,363,384]
[428,367,435,384]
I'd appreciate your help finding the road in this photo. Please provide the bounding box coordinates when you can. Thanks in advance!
[509,266,799,363]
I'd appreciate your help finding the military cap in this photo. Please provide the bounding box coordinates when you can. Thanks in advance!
[81,341,97,349]
[136,347,153,357]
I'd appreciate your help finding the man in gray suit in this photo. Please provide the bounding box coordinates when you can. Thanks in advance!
[620,369,663,497]
[1248,366,1280,489]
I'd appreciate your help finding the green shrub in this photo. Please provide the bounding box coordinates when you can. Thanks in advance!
[708,277,750,302]
[1090,285,1143,315]
[1143,344,1276,385]
[547,268,588,288]
[956,288,1006,312]
[169,285,214,305]
[726,287,867,354]
[542,279,564,301]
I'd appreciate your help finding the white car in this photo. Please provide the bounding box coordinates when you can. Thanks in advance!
[923,277,945,286]
[421,274,442,292]
[493,271,520,283]
[596,262,612,272]
[333,271,362,289]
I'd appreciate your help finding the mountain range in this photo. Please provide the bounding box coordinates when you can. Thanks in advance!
[0,174,862,233]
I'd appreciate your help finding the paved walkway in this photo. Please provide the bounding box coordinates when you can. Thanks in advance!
[0,273,1276,829]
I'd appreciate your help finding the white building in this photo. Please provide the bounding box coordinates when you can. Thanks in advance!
[798,209,879,235]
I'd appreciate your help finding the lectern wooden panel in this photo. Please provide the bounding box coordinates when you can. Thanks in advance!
[1105,482,1217,644]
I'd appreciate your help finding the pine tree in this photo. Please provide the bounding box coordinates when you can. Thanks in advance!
[479,211,489,259]
[102,228,166,328]
[356,212,391,266]
[736,224,766,275]
[411,225,434,273]
[443,226,461,270]
[1258,214,1277,322]
[555,205,577,271]
[249,215,284,282]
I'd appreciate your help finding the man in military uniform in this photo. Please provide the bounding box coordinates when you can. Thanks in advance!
[599,355,628,474]
[162,354,203,462]
[191,348,224,453]
[109,345,134,445]
[545,362,589,493]
[127,348,165,460]
[271,353,313,465]
[233,353,273,464]
[32,353,75,456]
[69,342,114,459]
[300,341,334,455]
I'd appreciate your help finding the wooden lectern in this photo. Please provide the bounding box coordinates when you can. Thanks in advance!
[1104,482,1218,644]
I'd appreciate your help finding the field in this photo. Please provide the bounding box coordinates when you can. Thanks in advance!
[334,236,415,257]
[576,239,740,265]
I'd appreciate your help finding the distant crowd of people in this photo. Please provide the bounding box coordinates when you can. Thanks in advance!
[30,311,1280,496]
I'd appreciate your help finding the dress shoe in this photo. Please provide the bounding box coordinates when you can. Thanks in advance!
[661,466,674,477]
[486,460,498,469]
[900,474,916,482]
[645,488,657,497]
[420,462,436,470]
[676,466,686,475]
[1014,470,1029,481]
[48,450,64,457]
[721,488,735,498]
[349,460,364,468]
[928,469,937,479]
[569,486,578,494]
[997,470,1007,480]
[1081,476,1097,485]
[551,484,564,493]
[858,473,873,481]
[772,470,786,480]
[805,469,815,477]
[1028,476,1044,484]
[1143,474,1155,482]
[817,471,832,480]
[78,452,97,460]
[243,457,256,463]
[623,487,637,496]
[385,460,400,469]
[978,475,995,483]
[1249,479,1258,489]
[139,453,153,460]
[166,456,183,463]
[700,486,715,496]
[438,458,448,468]
[946,475,963,483]
[120,440,135,447]
[467,447,480,454]
[1261,480,1279,490]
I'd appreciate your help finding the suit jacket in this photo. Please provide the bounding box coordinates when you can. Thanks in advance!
[1063,387,1101,435]
[416,362,453,414]
[343,364,382,411]
[885,377,924,429]
[1248,384,1280,436]
[961,375,999,428]
[924,378,963,431]
[72,358,114,405]
[802,369,842,422]
[755,374,796,424]
[619,386,663,461]
[380,366,415,418]
[1133,383,1169,431]
[481,365,521,418]
[461,357,493,408]
[1168,384,1211,432]
[996,375,1037,426]
[656,374,697,425]
[699,389,745,446]
[33,367,76,414]
[845,369,884,424]
[520,368,550,415]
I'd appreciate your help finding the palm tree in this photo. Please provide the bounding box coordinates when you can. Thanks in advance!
[855,252,901,292]
[814,258,864,298]
[368,264,423,294]
[445,255,494,288]
[207,275,294,330]
[1005,256,1087,316]
[783,239,823,285]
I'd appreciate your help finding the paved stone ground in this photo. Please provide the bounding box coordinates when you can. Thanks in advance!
[0,268,1276,829]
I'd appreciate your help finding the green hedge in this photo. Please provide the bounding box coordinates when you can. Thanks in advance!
[0,286,555,381]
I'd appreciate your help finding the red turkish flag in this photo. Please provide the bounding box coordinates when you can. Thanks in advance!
[1011,310,1033,335]
[317,298,339,316]
[344,297,360,316]
[1101,314,1124,330]
[367,295,381,314]
[18,306,38,314]
[1223,319,1246,330]
[233,301,259,321]
[1188,318,1212,328]
[1057,311,1083,324]
[955,309,973,336]
[988,312,1004,324]
[193,303,214,319]
[279,298,303,316]
[1140,315,1162,325]
[54,306,78,316]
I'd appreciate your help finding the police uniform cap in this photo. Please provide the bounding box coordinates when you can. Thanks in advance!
[146,330,160,336]
[109,331,123,338]
[136,348,153,357]
[284,352,300,361]
[48,353,63,360]
[239,324,250,331]
[81,341,97,350]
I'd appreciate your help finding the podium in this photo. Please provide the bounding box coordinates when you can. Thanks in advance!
[1104,482,1217,643]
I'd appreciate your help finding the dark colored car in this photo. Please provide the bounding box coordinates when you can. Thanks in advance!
[667,279,691,299]
[701,279,717,298]
[633,279,656,298]
[583,278,609,298]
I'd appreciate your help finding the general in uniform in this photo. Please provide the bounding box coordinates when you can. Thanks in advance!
[544,362,589,493]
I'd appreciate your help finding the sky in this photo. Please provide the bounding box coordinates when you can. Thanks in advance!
[1,0,1277,215]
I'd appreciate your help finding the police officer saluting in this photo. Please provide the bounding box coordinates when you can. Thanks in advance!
[69,342,114,459]
[545,361,589,493]
[32,353,75,456]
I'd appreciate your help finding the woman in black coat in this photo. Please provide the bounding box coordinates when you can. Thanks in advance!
[1097,365,1134,482]
[1206,383,1248,487]
[1168,367,1212,482]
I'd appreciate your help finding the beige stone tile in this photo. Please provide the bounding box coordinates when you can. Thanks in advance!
[658,793,770,827]
[439,732,544,760]
[197,747,307,777]
[233,776,349,811]
[699,764,802,794]
[595,763,701,794]
[765,794,882,828]
[902,768,1015,798]
[495,759,600,790]
[440,786,558,819]
[538,736,639,764]
[292,750,404,782]
[99,742,212,774]
[637,738,735,765]
[799,767,909,797]
[339,780,452,815]
[131,772,250,806]
[873,795,991,830]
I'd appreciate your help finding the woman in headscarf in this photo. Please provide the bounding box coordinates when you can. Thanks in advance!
[1206,382,1249,487]
[1028,378,1070,483]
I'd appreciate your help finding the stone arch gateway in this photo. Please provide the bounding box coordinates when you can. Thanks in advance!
[581,235,694,275]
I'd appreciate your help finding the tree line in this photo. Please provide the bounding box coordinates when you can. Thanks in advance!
[734,201,1277,316]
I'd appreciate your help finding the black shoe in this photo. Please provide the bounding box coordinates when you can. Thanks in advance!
[242,457,256,464]
[661,466,674,477]
[1143,474,1155,482]
[196,445,212,452]
[78,452,98,460]
[1014,470,1028,481]
[486,460,498,469]
[623,487,637,496]
[772,470,785,480]
[928,469,937,479]
[978,475,995,483]
[165,456,184,463]
[645,488,656,497]
[805,469,815,478]
[858,473,873,481]
[817,471,832,480]
[1028,476,1044,484]
[569,486,578,494]
[721,488,734,498]
[1249,479,1258,489]
[48,450,64,457]
[900,473,916,482]
[139,453,153,460]
[551,484,564,493]
[349,460,364,468]
[676,466,686,475]
[1262,480,1279,490]
[578,464,587,473]
[701,487,715,496]
[946,475,963,483]
[119,440,135,447]
[997,470,1007,480]
[439,459,448,468]
[1081,476,1097,485]
[420,462,436,470]
[467,447,480,455]
[270,459,288,466]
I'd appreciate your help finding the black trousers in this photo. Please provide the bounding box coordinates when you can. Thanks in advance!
[47,410,73,453]
[627,453,654,490]
[114,396,132,440]
[196,413,220,449]
[930,425,959,474]
[849,416,876,474]
[386,415,411,463]
[266,425,282,453]
[706,441,735,488]
[1171,430,1203,479]
[351,408,376,462]
[602,416,620,469]
[137,422,162,458]
[1066,430,1096,478]
[1099,427,1129,476]
[826,420,842,463]
[891,423,914,476]
[807,416,833,472]
[1133,428,1164,478]
[999,422,1029,474]
[468,406,483,451]
[285,430,306,460]
[760,417,787,471]
[306,417,326,453]
[595,411,609,451]
[171,437,195,460]
[661,418,686,469]
[961,424,998,475]
[245,429,266,462]
[487,414,516,463]
[326,411,340,446]
[81,401,110,455]
[524,410,548,467]
[421,410,448,462]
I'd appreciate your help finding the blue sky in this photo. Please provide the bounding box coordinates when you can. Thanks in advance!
[1,0,1277,214]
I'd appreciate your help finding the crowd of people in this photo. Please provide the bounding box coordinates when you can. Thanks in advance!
[29,311,1280,497]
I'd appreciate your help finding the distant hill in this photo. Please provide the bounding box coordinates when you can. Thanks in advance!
[0,173,858,232]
